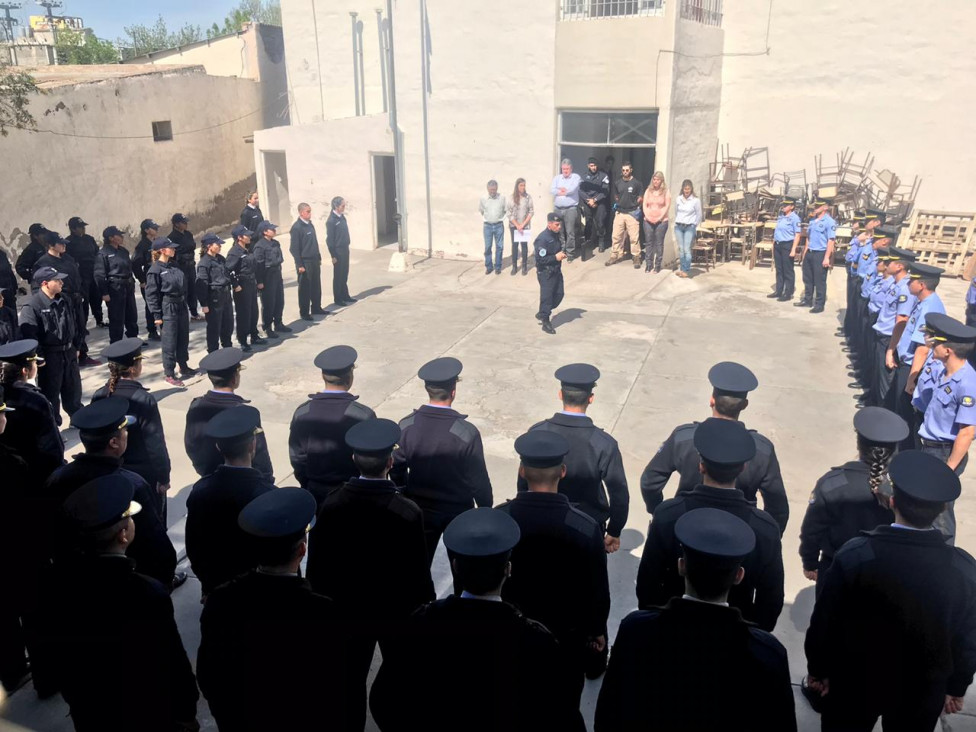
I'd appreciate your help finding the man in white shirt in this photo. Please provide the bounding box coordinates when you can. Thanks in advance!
[550,159,582,261]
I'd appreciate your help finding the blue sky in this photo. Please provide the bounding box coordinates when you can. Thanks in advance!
[11,1,243,42]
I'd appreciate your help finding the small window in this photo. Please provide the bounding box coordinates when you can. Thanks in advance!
[152,121,173,142]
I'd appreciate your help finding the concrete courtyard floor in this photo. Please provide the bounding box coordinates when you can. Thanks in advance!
[3,242,976,731]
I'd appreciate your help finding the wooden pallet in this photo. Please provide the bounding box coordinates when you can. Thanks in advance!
[901,210,976,277]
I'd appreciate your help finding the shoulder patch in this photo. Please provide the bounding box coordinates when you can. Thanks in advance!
[674,423,697,443]
[898,294,907,303]
[963,396,975,407]
[589,426,615,451]
[449,419,478,444]
[399,414,417,431]
[292,402,312,420]
[345,401,374,420]
[751,432,773,456]
[565,506,600,537]
[387,495,422,522]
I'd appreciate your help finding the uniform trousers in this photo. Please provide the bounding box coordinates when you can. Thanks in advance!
[205,289,234,353]
[160,301,190,376]
[642,220,668,271]
[106,283,139,343]
[332,249,351,304]
[139,284,159,337]
[821,689,946,732]
[297,260,322,316]
[260,268,285,329]
[919,440,968,544]
[39,349,81,424]
[844,273,858,335]
[556,206,579,257]
[611,212,640,259]
[82,276,103,326]
[801,251,828,307]
[583,204,607,251]
[70,293,89,359]
[884,363,916,452]
[873,331,894,406]
[0,608,27,691]
[537,269,564,321]
[774,241,796,296]
[178,260,199,316]
[967,303,976,328]
[233,281,259,345]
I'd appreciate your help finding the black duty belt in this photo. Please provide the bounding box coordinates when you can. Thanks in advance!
[920,438,953,449]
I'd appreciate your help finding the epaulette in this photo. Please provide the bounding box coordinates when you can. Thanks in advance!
[449,419,477,444]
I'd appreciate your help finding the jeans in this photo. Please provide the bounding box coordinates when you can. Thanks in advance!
[642,220,668,270]
[674,223,696,272]
[483,222,504,271]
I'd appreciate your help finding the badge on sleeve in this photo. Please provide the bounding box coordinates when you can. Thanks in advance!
[808,491,816,505]
[538,248,547,257]
[862,253,870,260]
[963,396,975,407]
[898,295,907,303]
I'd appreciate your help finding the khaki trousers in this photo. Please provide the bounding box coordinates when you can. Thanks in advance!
[611,213,640,258]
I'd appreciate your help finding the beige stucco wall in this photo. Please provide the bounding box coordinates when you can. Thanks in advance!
[0,66,261,263]
[130,27,260,79]
[719,0,976,210]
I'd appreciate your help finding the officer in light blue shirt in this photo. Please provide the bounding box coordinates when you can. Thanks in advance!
[886,261,946,451]
[872,244,916,406]
[770,197,801,301]
[849,251,890,407]
[796,198,836,313]
[841,214,866,339]
[911,350,945,415]
[966,276,976,327]
[913,313,976,542]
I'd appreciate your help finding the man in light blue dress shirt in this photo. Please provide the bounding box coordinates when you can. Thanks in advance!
[550,159,582,261]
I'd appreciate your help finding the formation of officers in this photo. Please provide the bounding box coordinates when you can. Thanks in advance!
[0,195,353,395]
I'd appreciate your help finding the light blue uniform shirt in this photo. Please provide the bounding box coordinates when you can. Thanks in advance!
[806,214,836,252]
[874,276,913,337]
[918,361,976,442]
[868,275,893,314]
[911,352,946,413]
[845,238,861,266]
[967,278,976,306]
[897,292,946,366]
[773,212,801,242]
[859,269,878,300]
[856,240,876,280]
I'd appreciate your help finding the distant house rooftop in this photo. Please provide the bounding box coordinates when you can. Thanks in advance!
[26,63,204,89]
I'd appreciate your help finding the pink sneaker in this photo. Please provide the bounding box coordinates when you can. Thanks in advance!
[165,376,185,387]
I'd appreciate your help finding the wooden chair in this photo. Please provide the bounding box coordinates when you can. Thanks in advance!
[692,231,717,272]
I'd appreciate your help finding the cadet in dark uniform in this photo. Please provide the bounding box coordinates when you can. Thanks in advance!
[326,197,355,306]
[0,291,18,345]
[184,348,274,481]
[252,220,289,338]
[14,223,48,284]
[185,406,274,598]
[798,407,905,598]
[167,213,201,320]
[19,266,82,424]
[198,488,350,731]
[290,202,325,319]
[307,419,434,732]
[225,224,264,352]
[597,508,795,732]
[500,431,610,700]
[35,475,199,732]
[580,158,610,254]
[0,245,18,322]
[805,451,976,729]
[92,339,172,520]
[534,212,567,335]
[239,190,263,233]
[518,363,629,550]
[0,339,64,485]
[370,508,584,732]
[640,361,789,534]
[47,398,177,589]
[636,418,785,631]
[391,357,493,565]
[66,216,104,329]
[94,225,139,343]
[194,233,234,353]
[132,219,160,341]
[145,236,196,386]
[289,345,375,507]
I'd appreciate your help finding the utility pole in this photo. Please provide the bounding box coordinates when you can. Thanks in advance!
[36,0,60,64]
[0,3,21,44]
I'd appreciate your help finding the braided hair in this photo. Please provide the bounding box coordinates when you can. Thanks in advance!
[0,361,25,386]
[857,434,895,495]
[106,362,133,395]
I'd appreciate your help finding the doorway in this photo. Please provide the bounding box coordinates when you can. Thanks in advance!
[372,154,397,247]
[262,151,291,227]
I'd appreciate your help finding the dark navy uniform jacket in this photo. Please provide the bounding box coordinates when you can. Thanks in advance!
[184,391,274,481]
[640,420,789,534]
[517,412,628,537]
[533,228,563,273]
[145,259,186,320]
[252,237,284,286]
[326,212,351,256]
[0,380,64,486]
[195,253,232,308]
[94,244,135,295]
[391,404,493,512]
[92,379,171,488]
[167,228,197,265]
[19,290,80,352]
[289,218,321,267]
[65,233,99,283]
[133,237,153,286]
[224,243,256,286]
[32,253,82,296]
[15,240,46,282]
[239,205,263,233]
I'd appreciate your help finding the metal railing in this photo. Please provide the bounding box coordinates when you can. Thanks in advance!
[679,0,723,27]
[560,0,665,21]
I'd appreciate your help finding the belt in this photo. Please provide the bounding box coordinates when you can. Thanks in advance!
[920,438,953,448]
[555,204,576,209]
[163,296,185,303]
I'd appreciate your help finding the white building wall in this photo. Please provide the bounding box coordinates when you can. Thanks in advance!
[719,0,976,210]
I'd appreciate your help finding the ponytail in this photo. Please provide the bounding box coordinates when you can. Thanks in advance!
[857,435,895,494]
[106,362,131,395]
[151,250,162,263]
[0,362,25,386]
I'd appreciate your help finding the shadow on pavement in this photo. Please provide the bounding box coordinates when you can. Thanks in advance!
[552,307,587,328]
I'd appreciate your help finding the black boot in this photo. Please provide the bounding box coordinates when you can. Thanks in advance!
[541,319,556,335]
[522,259,527,275]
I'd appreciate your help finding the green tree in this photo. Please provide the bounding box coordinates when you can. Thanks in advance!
[120,15,203,58]
[0,60,39,137]
[207,0,281,38]
[55,28,119,65]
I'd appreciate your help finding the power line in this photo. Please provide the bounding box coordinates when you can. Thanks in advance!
[15,105,263,139]
[0,3,21,43]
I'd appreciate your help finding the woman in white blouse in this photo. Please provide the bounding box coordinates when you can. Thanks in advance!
[673,179,703,278]
[506,178,534,276]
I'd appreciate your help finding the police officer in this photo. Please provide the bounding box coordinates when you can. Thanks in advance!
[185,406,275,598]
[197,488,348,731]
[0,288,18,344]
[19,267,82,424]
[369,508,584,732]
[253,220,290,338]
[168,213,201,320]
[640,361,789,534]
[596,508,795,731]
[185,348,274,481]
[885,261,946,449]
[326,197,355,306]
[391,357,493,566]
[290,202,325,320]
[307,418,434,732]
[0,339,64,485]
[14,223,48,284]
[94,225,139,343]
[132,218,160,341]
[852,247,890,406]
[804,451,976,730]
[194,232,234,353]
[66,216,104,329]
[0,244,17,319]
[795,197,836,313]
[226,224,264,352]
[636,418,785,631]
[798,407,906,598]
[580,157,610,255]
[519,363,629,550]
[145,237,195,386]
[870,241,916,407]
[534,212,567,335]
[841,212,866,337]
[288,345,376,507]
[769,196,801,301]
[34,475,200,731]
[499,430,610,700]
[47,398,178,589]
[239,190,263,233]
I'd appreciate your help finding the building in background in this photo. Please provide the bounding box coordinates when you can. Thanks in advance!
[1,14,90,66]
